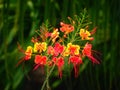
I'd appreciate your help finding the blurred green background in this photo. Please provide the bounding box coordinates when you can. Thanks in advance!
[0,0,120,90]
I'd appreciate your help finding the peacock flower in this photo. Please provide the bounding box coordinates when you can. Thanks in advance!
[17,14,101,81]
[51,28,59,43]
[54,43,65,56]
[34,55,47,65]
[60,22,74,35]
[47,46,55,55]
[34,42,47,53]
[67,43,80,55]
[79,28,94,40]
[52,57,64,78]
[31,37,39,43]
[82,43,100,64]
[25,46,33,60]
[47,43,64,57]
[34,55,47,70]
[69,55,82,77]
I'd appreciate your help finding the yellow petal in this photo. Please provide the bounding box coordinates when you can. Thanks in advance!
[80,29,85,36]
[41,42,47,51]
[25,46,33,55]
[34,42,39,52]
[86,30,91,36]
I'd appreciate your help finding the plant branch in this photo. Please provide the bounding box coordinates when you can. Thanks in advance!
[41,64,55,90]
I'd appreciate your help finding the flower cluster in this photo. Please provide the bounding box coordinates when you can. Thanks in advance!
[17,16,100,79]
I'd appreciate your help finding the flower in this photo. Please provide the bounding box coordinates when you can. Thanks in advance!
[51,28,59,43]
[82,43,100,64]
[79,28,94,40]
[25,46,33,60]
[34,42,47,53]
[69,55,82,77]
[31,37,39,43]
[47,46,55,55]
[60,22,74,35]
[34,55,47,70]
[52,57,64,78]
[54,43,64,56]
[17,13,100,80]
[34,55,47,65]
[66,43,80,56]
[16,44,33,67]
[47,43,64,56]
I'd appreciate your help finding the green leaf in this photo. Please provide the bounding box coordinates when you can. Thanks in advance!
[13,69,24,89]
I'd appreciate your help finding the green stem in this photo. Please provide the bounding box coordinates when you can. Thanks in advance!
[69,9,87,43]
[46,66,50,89]
[41,64,55,90]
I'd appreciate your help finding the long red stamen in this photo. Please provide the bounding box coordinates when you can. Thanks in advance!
[87,55,100,64]
[90,27,97,35]
[17,42,25,53]
[16,57,25,67]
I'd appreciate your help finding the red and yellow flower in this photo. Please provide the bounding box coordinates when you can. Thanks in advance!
[63,43,80,56]
[17,16,100,79]
[51,28,59,43]
[25,46,33,60]
[79,28,94,40]
[54,43,65,56]
[34,42,47,53]
[82,43,100,64]
[47,43,65,56]
[34,55,47,65]
[69,55,82,77]
[47,46,55,55]
[52,57,64,78]
[60,22,74,35]
[34,55,47,70]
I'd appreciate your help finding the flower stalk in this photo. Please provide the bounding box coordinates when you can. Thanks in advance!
[41,64,55,90]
